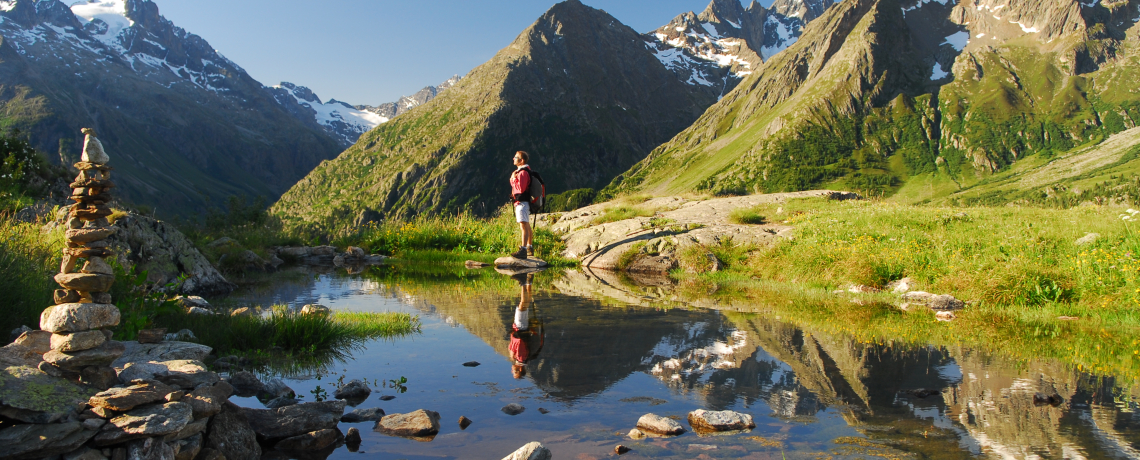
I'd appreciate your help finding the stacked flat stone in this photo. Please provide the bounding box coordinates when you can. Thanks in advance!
[38,128,123,389]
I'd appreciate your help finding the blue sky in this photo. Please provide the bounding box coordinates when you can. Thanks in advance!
[156,0,770,105]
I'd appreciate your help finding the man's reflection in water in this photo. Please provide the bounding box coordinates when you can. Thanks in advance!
[508,273,543,379]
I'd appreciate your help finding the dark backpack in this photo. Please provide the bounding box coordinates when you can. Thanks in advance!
[515,167,546,213]
[528,169,546,213]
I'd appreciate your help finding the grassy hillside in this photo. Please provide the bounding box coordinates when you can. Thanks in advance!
[602,0,1140,204]
[271,0,718,234]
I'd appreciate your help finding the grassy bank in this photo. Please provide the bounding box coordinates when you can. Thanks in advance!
[0,219,62,333]
[669,197,1140,380]
[336,210,571,265]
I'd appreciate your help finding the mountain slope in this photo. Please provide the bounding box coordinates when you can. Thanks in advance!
[0,0,341,214]
[605,0,1140,199]
[271,0,718,230]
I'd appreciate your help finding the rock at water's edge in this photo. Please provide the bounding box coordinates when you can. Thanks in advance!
[241,400,346,439]
[494,256,548,269]
[205,402,261,460]
[501,442,552,460]
[687,409,755,433]
[375,409,441,439]
[637,413,685,435]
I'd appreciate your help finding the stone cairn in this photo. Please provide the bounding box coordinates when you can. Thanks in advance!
[38,128,124,390]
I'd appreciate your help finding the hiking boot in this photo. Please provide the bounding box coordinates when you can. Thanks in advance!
[510,247,528,259]
[526,246,534,257]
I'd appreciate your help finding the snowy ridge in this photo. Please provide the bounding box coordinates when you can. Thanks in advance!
[271,83,387,146]
[0,0,242,95]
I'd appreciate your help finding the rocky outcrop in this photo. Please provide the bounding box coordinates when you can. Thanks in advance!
[105,214,235,296]
[205,402,261,460]
[112,342,212,368]
[0,365,94,423]
[546,191,859,273]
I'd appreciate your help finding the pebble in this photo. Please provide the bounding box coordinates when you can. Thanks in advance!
[458,416,473,429]
[501,403,525,415]
[462,361,480,367]
[615,445,631,455]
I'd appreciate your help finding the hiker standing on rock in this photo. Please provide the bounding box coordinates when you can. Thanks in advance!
[510,151,534,259]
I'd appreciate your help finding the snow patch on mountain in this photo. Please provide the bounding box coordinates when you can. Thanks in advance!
[70,0,132,50]
[0,1,16,12]
[272,83,386,145]
[943,30,969,51]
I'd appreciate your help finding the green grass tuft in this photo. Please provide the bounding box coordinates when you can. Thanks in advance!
[728,206,766,225]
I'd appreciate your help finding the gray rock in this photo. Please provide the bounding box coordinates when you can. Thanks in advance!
[0,365,93,423]
[299,304,330,316]
[0,422,96,460]
[273,428,341,451]
[40,303,121,333]
[494,257,548,269]
[901,291,965,311]
[257,378,295,402]
[163,330,196,342]
[163,418,208,442]
[117,360,219,389]
[333,379,371,401]
[340,407,385,423]
[186,307,212,316]
[687,409,755,433]
[184,381,232,419]
[206,238,238,249]
[172,434,202,460]
[81,256,115,275]
[106,214,235,296]
[0,342,46,368]
[264,396,299,409]
[13,329,51,353]
[1075,232,1100,246]
[82,131,110,164]
[89,381,172,412]
[225,371,264,397]
[64,447,108,460]
[44,341,125,370]
[344,427,362,445]
[241,400,347,439]
[501,442,552,460]
[80,366,120,390]
[51,330,108,353]
[887,277,915,294]
[9,325,33,342]
[375,409,441,439]
[125,437,174,460]
[501,403,525,415]
[95,401,193,445]
[113,342,212,368]
[205,402,261,460]
[636,413,685,435]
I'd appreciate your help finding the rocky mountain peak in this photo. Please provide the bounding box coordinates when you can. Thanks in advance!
[770,0,836,21]
[950,0,1087,44]
[699,0,747,24]
[1,0,80,28]
[275,82,322,104]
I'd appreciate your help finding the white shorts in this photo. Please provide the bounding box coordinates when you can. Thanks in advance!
[514,202,531,223]
[514,308,529,331]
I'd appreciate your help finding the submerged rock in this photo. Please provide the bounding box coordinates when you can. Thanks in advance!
[257,378,295,402]
[501,442,552,460]
[687,409,755,433]
[501,403,525,415]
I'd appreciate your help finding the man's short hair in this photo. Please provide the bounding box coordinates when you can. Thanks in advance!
[516,151,529,163]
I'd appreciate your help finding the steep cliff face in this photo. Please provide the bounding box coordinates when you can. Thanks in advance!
[604,0,1140,200]
[0,0,342,215]
[271,0,717,231]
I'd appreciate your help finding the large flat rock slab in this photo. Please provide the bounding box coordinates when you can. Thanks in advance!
[113,341,212,368]
[494,257,548,269]
[542,190,859,273]
[0,365,95,423]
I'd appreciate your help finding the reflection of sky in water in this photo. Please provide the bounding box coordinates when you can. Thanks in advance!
[223,269,1140,459]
